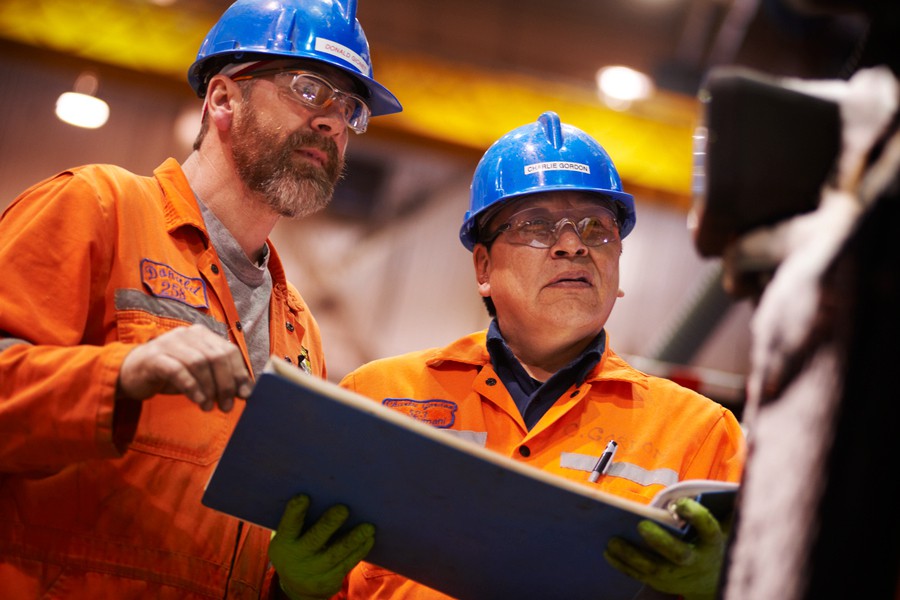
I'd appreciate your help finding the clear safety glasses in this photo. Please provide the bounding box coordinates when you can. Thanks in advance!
[486,204,621,248]
[233,69,371,134]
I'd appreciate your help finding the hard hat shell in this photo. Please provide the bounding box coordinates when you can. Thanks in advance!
[188,0,401,117]
[460,111,636,251]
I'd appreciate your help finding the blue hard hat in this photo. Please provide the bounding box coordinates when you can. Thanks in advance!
[460,111,636,251]
[188,0,401,117]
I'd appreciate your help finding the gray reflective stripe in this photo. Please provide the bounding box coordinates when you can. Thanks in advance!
[606,463,679,487]
[0,337,32,352]
[560,451,598,472]
[442,430,488,447]
[115,288,228,337]
[560,452,680,487]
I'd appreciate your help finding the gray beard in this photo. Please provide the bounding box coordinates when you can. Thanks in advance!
[231,106,345,219]
[255,160,339,219]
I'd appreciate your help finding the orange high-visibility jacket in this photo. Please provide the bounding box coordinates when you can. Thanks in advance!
[338,331,745,599]
[0,159,325,599]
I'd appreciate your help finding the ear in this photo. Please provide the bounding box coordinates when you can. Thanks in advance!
[472,245,492,298]
[205,75,241,131]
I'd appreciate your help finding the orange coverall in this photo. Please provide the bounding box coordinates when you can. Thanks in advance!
[0,159,325,599]
[337,331,745,599]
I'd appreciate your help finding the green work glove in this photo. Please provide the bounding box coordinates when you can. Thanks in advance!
[268,494,376,600]
[604,497,727,600]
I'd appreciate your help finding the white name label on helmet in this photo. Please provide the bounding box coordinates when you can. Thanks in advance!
[524,161,591,175]
[315,38,370,76]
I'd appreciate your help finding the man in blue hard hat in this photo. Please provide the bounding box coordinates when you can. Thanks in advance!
[0,0,398,598]
[276,112,745,599]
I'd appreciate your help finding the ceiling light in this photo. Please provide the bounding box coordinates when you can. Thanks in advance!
[55,72,110,129]
[596,66,655,110]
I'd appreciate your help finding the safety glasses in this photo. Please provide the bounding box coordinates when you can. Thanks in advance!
[233,69,371,134]
[486,204,620,248]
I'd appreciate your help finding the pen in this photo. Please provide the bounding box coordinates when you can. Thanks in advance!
[588,440,617,483]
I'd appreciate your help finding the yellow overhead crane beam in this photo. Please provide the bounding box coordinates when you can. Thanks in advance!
[0,0,699,206]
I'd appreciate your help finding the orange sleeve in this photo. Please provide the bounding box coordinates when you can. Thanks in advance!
[0,170,136,475]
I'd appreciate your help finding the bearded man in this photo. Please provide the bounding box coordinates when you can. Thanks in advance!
[0,1,401,598]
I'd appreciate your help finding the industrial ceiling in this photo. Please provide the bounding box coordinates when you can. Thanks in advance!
[0,0,870,205]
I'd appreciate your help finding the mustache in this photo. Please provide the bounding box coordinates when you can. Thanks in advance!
[287,130,339,168]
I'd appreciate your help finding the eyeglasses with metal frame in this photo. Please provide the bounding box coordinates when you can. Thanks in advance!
[232,69,371,134]
[484,204,621,248]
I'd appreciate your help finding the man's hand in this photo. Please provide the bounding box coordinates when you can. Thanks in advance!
[270,495,375,600]
[604,498,727,600]
[117,324,252,412]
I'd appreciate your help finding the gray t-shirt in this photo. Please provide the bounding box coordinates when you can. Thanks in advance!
[197,199,273,379]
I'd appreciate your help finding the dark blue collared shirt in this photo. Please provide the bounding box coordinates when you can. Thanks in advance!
[485,319,605,430]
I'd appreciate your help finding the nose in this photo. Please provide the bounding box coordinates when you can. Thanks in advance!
[551,221,588,256]
[308,103,348,136]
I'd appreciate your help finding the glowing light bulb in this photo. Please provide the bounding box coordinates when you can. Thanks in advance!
[596,66,655,110]
[55,71,109,129]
